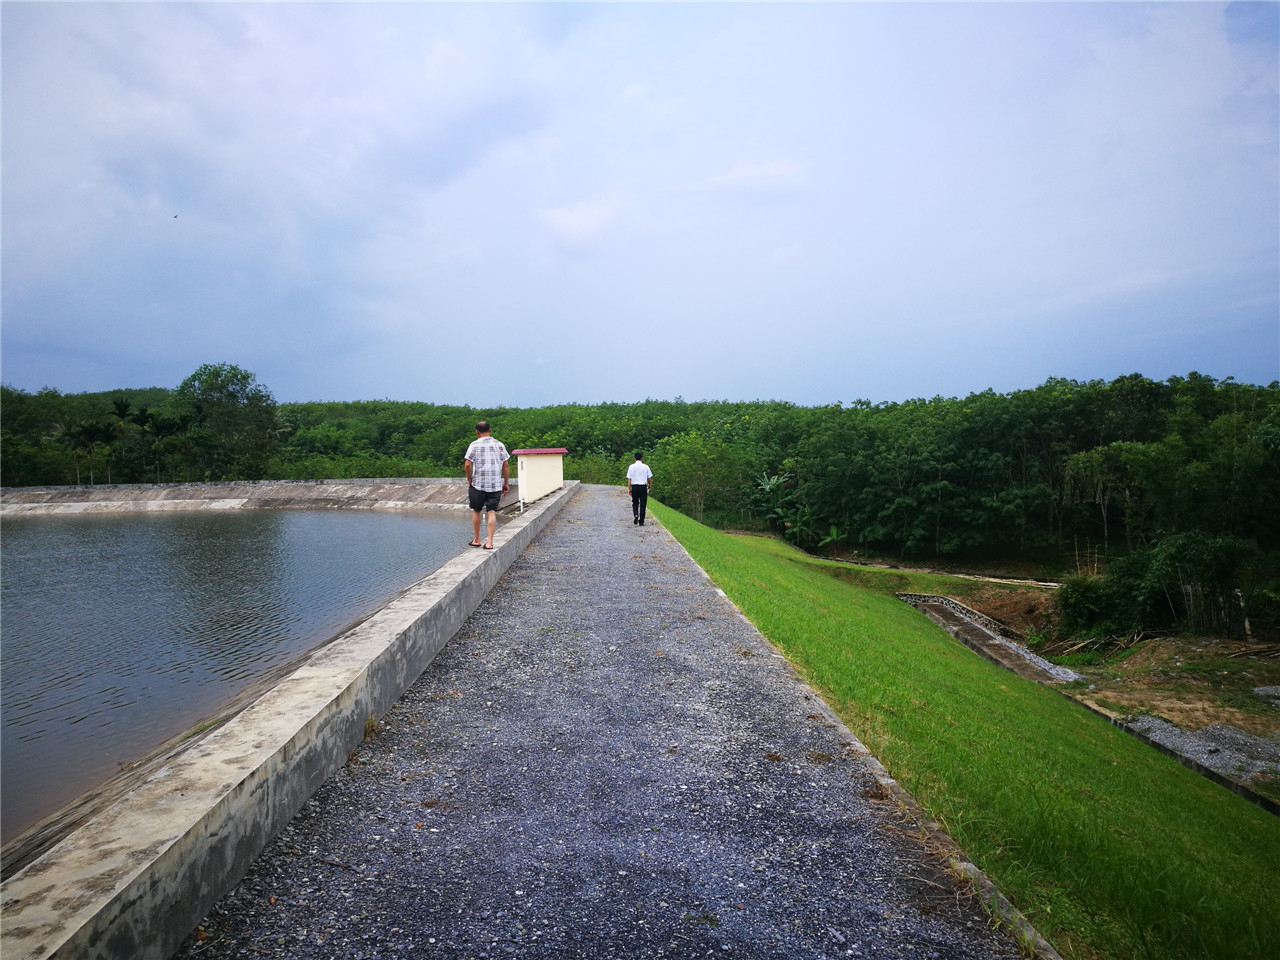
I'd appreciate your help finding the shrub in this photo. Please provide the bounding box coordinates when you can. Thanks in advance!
[1057,573,1138,639]
[1057,533,1260,639]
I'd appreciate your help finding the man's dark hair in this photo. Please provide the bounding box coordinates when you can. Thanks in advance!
[476,421,491,433]
[634,452,644,460]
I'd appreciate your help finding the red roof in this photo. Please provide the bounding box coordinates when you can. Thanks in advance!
[511,447,568,456]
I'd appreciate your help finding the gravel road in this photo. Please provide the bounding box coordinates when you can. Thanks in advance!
[175,485,1022,959]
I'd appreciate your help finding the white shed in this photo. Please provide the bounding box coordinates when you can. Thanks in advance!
[511,447,567,509]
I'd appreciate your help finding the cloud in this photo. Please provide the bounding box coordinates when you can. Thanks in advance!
[765,244,806,270]
[1,2,1275,406]
[684,160,807,201]
[539,194,628,249]
[1013,269,1181,321]
[607,82,690,135]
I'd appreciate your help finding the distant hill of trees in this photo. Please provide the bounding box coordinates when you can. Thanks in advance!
[4,366,1277,637]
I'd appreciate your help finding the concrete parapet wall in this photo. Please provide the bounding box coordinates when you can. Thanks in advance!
[0,481,578,960]
[0,478,520,516]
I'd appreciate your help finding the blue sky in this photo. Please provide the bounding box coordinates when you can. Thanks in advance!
[3,2,1277,406]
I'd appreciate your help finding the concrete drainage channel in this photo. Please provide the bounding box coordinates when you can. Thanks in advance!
[0,481,578,960]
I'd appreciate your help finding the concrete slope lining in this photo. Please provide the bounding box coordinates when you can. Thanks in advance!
[0,479,521,516]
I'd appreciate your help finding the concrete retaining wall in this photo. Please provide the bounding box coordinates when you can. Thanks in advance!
[0,478,519,516]
[0,481,579,960]
[896,592,1023,640]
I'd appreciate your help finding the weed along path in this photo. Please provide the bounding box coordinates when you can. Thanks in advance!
[176,485,1026,960]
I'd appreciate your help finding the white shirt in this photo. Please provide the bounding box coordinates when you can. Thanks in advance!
[626,461,653,487]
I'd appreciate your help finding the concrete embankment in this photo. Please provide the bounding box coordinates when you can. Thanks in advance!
[0,478,519,516]
[0,480,576,960]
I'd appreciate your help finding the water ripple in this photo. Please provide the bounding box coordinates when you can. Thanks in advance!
[1,508,470,842]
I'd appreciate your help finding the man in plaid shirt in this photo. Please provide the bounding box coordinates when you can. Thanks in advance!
[464,420,510,549]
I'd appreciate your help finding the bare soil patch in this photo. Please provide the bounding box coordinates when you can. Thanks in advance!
[1072,637,1280,738]
[958,588,1280,742]
[963,586,1058,640]
[1079,689,1268,736]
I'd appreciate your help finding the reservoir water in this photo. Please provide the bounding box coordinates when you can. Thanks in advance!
[1,508,472,843]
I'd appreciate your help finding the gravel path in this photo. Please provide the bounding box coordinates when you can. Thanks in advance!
[175,486,1021,960]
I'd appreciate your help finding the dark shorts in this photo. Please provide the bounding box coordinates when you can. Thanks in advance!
[469,485,501,513]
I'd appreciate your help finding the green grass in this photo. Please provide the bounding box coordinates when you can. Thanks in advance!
[651,502,1280,960]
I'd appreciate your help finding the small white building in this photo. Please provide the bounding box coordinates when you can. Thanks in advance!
[511,448,567,509]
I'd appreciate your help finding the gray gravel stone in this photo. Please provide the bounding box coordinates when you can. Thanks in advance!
[1126,716,1280,783]
[175,486,1023,959]
[1254,685,1280,707]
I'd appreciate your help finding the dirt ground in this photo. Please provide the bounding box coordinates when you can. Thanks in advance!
[1065,637,1280,737]
[963,587,1060,643]
[961,587,1280,742]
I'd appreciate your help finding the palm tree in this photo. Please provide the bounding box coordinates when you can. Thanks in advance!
[130,406,157,430]
[128,406,160,481]
[90,421,116,483]
[49,421,96,484]
[110,396,133,428]
[47,421,80,484]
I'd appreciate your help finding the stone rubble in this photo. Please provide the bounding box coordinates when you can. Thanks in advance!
[1126,716,1280,786]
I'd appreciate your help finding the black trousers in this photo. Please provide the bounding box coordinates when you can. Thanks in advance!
[631,484,649,522]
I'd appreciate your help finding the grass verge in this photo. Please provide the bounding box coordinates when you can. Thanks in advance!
[651,502,1280,960]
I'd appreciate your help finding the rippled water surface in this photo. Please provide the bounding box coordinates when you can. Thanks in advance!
[1,508,471,842]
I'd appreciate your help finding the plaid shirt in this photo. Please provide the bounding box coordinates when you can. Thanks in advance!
[465,436,510,492]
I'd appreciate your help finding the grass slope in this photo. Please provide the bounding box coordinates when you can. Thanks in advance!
[652,502,1280,960]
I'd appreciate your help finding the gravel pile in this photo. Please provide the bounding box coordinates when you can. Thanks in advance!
[1126,715,1280,785]
[175,486,1023,960]
[1254,685,1280,708]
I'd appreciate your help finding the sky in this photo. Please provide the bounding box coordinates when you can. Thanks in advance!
[2,1,1277,407]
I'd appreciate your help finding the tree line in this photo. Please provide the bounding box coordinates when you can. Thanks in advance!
[4,365,1277,637]
[2,364,281,487]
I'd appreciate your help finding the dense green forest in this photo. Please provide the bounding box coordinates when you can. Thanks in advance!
[4,365,1277,637]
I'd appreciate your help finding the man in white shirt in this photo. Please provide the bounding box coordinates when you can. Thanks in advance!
[464,421,510,549]
[626,452,654,526]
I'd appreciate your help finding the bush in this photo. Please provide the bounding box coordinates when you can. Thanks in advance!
[1057,573,1139,639]
[1057,533,1260,639]
[564,452,627,485]
[1140,532,1256,636]
[1241,578,1280,633]
[265,454,452,480]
